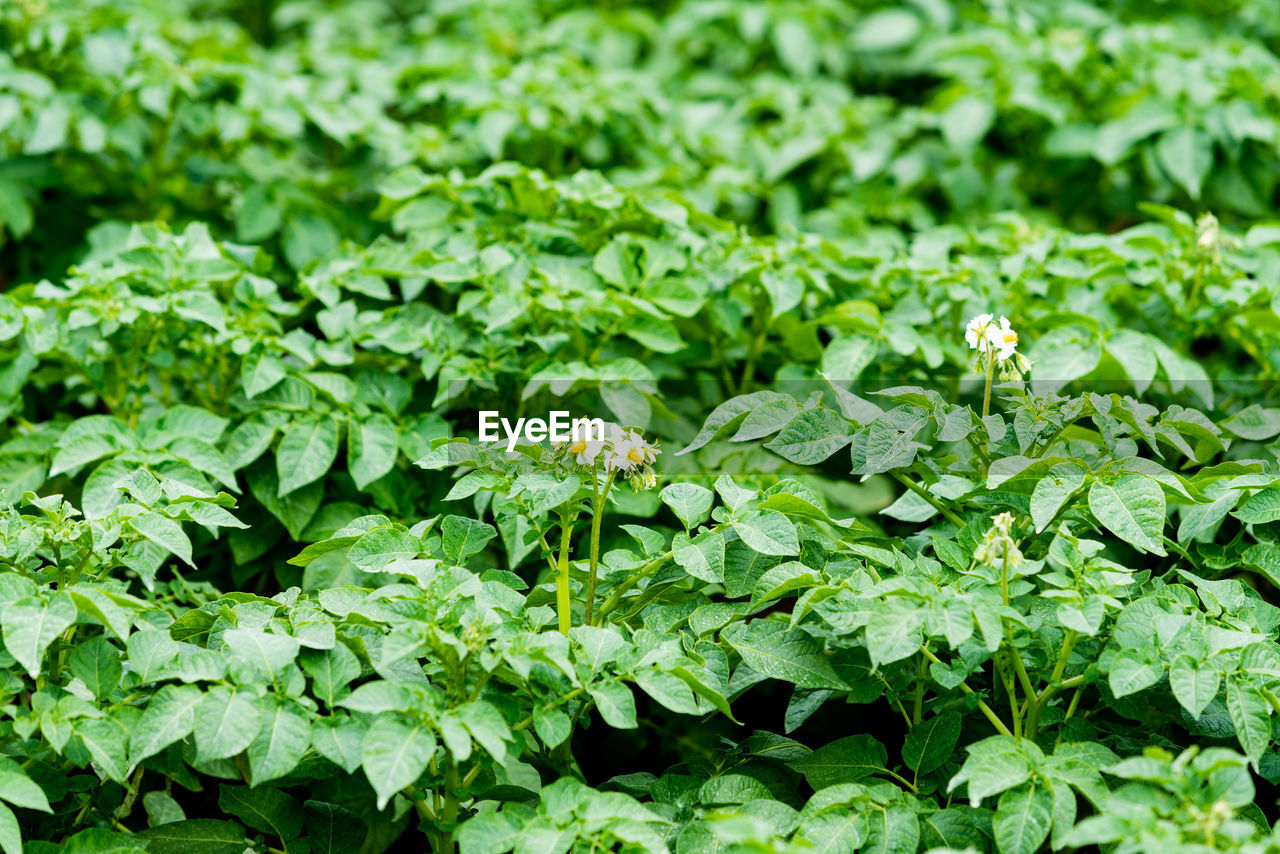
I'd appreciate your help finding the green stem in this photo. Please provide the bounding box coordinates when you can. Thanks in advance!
[595,522,731,623]
[880,767,919,794]
[890,472,966,529]
[555,511,575,635]
[919,645,1013,737]
[584,467,615,626]
[738,305,766,394]
[512,687,587,733]
[912,650,927,725]
[982,349,995,419]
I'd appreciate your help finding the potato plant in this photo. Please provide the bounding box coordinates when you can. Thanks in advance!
[3,0,1280,853]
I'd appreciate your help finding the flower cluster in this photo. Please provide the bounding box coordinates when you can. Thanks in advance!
[559,422,660,489]
[974,511,1025,569]
[966,313,1031,379]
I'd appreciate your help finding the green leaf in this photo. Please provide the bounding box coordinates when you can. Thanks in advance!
[1227,679,1271,764]
[135,819,245,854]
[223,628,301,678]
[457,812,519,854]
[1030,470,1085,532]
[671,530,725,583]
[304,801,367,854]
[218,785,303,842]
[822,334,877,385]
[277,416,340,497]
[129,510,195,567]
[0,803,20,854]
[248,467,322,540]
[2,594,76,678]
[77,717,130,782]
[1156,126,1213,200]
[361,714,437,810]
[247,699,311,785]
[993,783,1053,854]
[301,644,361,708]
[195,686,261,763]
[763,408,852,465]
[659,483,714,530]
[587,680,638,729]
[1029,326,1101,395]
[347,414,399,490]
[131,684,203,767]
[731,510,799,556]
[1168,655,1220,718]
[1221,406,1280,441]
[1108,652,1163,698]
[440,515,496,565]
[1087,475,1167,555]
[348,527,421,571]
[242,350,287,399]
[902,711,963,777]
[789,734,888,788]
[1235,488,1280,524]
[722,620,847,690]
[69,636,123,698]
[282,214,340,270]
[678,392,794,456]
[0,768,50,812]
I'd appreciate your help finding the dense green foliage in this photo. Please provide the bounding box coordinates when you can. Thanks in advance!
[5,1,1280,852]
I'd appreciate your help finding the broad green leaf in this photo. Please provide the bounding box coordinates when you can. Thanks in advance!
[1031,470,1085,532]
[361,714,437,810]
[131,684,203,767]
[672,530,726,583]
[441,515,496,565]
[788,734,887,788]
[2,594,76,678]
[1235,488,1280,524]
[0,768,50,812]
[195,686,261,763]
[69,636,123,698]
[902,712,963,777]
[993,783,1053,854]
[0,803,18,854]
[277,416,339,496]
[1087,475,1167,555]
[763,408,852,465]
[822,335,877,385]
[136,819,245,854]
[129,510,195,566]
[218,785,303,842]
[722,621,846,690]
[659,483,714,530]
[1168,655,1219,718]
[348,414,399,490]
[223,628,301,679]
[301,644,361,708]
[1108,652,1162,698]
[587,680,638,729]
[304,801,367,854]
[731,510,799,556]
[247,699,311,785]
[1156,126,1212,200]
[1227,679,1271,764]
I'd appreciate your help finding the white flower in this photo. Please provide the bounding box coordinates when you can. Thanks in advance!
[606,427,657,473]
[965,313,995,350]
[966,313,1020,363]
[990,316,1019,363]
